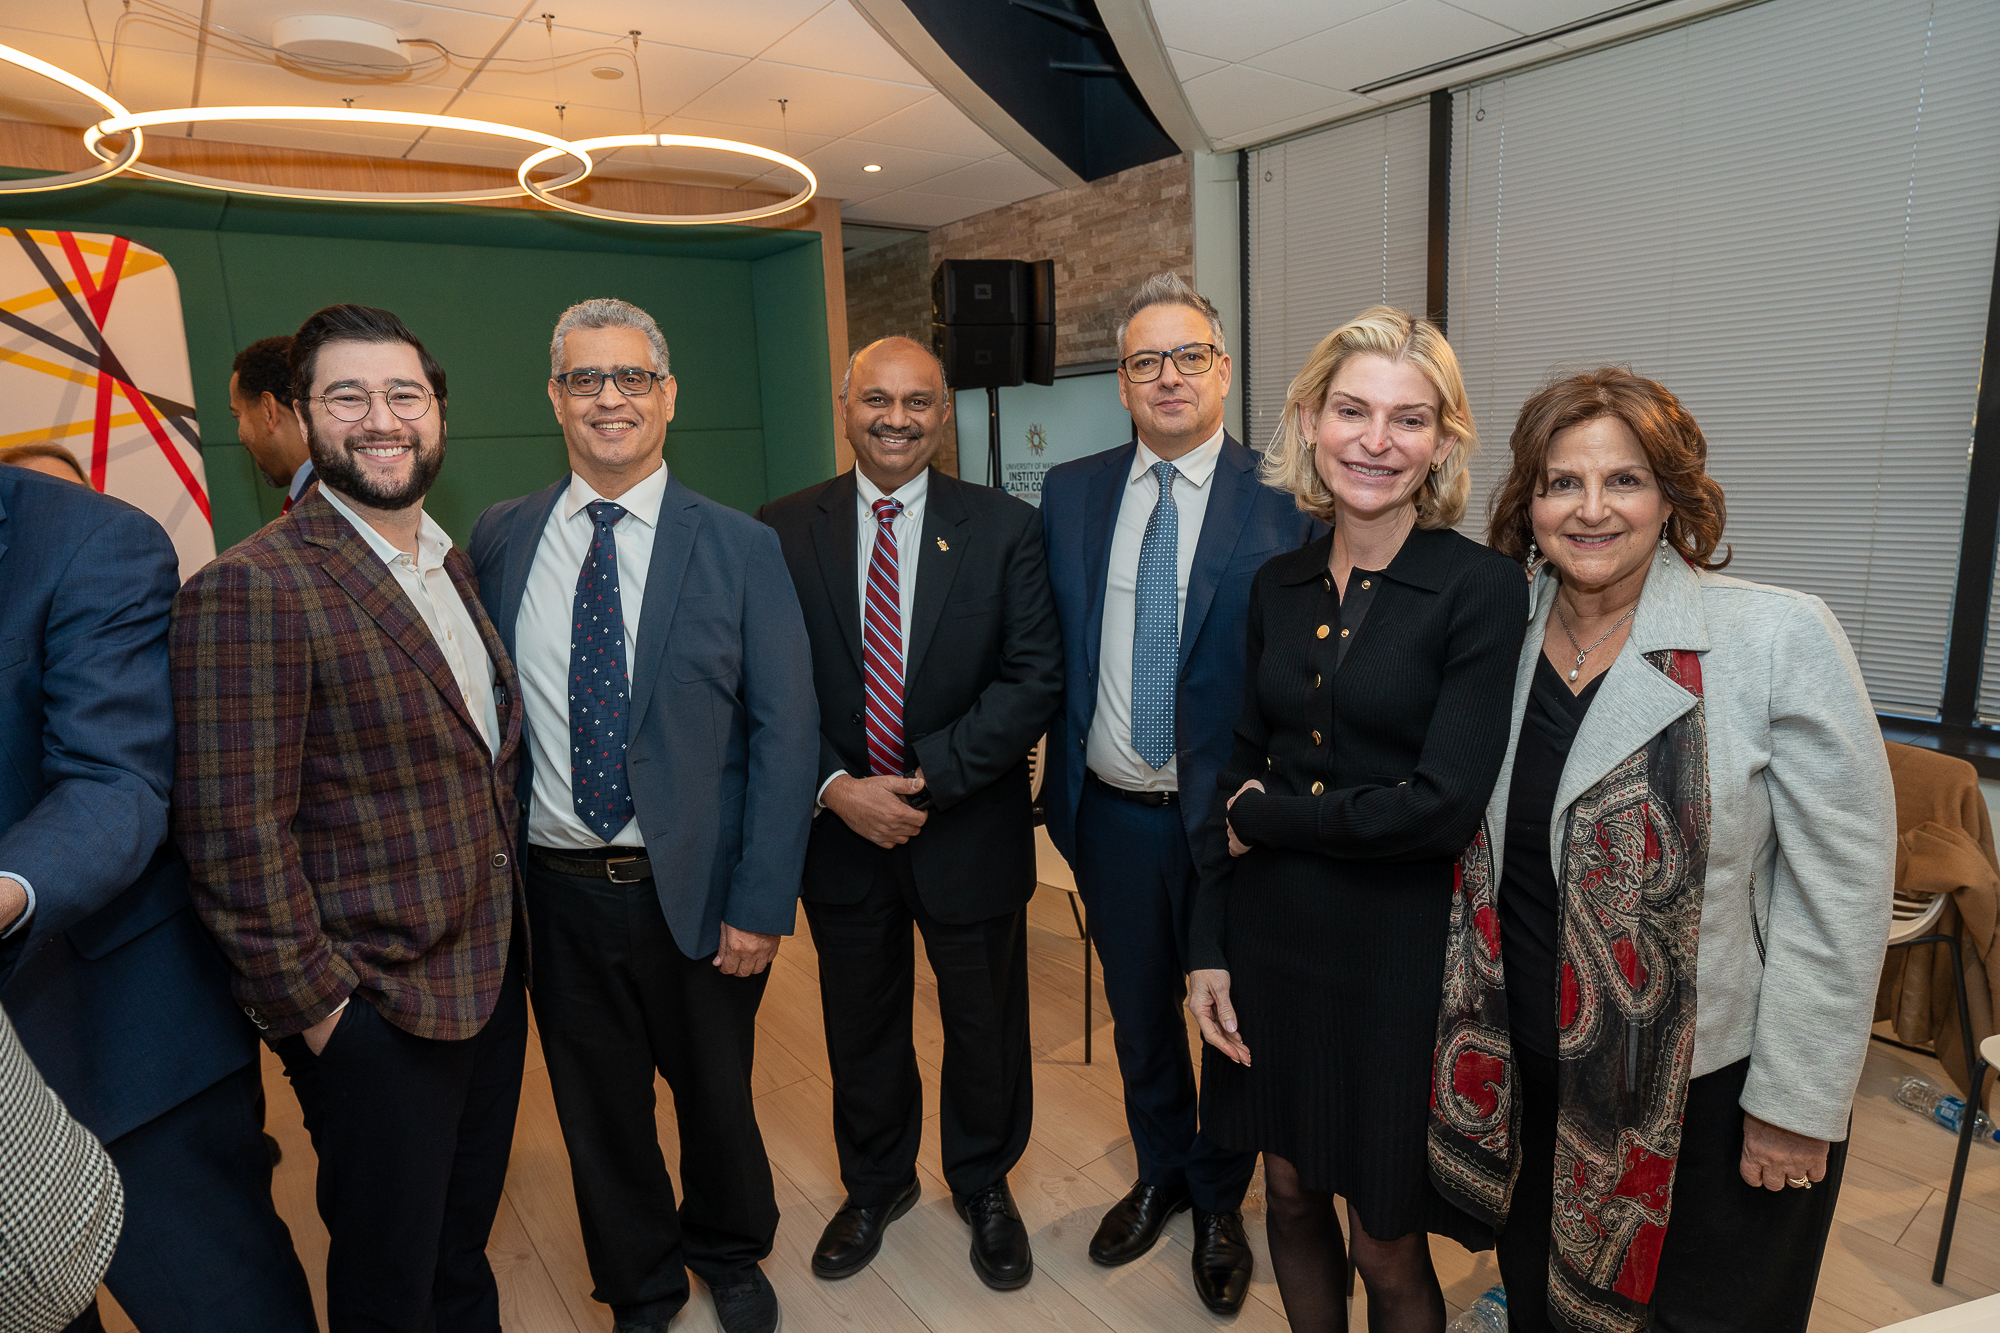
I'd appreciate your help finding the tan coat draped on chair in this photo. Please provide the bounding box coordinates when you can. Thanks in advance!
[1875,741,2000,1110]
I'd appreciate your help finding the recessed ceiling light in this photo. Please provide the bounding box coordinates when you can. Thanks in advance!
[863,163,881,172]
[591,66,623,79]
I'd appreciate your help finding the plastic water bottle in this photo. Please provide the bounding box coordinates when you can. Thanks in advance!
[1894,1076,2000,1144]
[1448,1286,1507,1333]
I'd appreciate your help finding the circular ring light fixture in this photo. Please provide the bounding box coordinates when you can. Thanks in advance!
[516,134,816,225]
[0,43,143,193]
[84,106,594,204]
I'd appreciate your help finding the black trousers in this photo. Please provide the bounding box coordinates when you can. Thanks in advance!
[1499,1047,1846,1333]
[275,936,527,1333]
[65,1061,317,1333]
[524,860,778,1323]
[1073,781,1256,1213]
[805,848,1033,1206]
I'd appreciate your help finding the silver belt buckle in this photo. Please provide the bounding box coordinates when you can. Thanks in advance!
[605,854,646,884]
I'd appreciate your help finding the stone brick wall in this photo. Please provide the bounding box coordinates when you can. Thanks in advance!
[928,153,1194,367]
[843,233,933,359]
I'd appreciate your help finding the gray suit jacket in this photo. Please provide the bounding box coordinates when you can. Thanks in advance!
[1484,550,1894,1142]
[472,471,819,958]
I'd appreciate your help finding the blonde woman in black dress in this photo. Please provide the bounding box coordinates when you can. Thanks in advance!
[1187,307,1524,1331]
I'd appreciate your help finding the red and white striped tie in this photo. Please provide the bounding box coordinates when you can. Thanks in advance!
[863,497,906,777]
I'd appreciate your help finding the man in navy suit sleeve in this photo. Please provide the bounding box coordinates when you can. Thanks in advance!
[469,299,815,1333]
[0,463,314,1333]
[1040,275,1317,1316]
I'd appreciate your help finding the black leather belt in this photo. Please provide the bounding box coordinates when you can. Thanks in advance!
[527,844,653,883]
[1087,770,1177,808]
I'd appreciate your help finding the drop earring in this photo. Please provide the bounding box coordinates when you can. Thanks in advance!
[1659,523,1671,559]
[1525,535,1545,582]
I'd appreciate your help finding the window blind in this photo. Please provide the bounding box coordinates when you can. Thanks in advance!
[1245,103,1430,453]
[1446,0,2000,717]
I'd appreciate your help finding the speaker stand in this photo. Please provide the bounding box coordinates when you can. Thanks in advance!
[987,384,1003,490]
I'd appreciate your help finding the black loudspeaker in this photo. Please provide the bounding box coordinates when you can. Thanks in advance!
[932,323,1025,391]
[932,259,1056,388]
[933,259,1026,325]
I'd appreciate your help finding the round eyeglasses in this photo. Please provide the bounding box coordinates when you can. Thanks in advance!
[1119,342,1218,383]
[309,387,436,422]
[553,368,665,397]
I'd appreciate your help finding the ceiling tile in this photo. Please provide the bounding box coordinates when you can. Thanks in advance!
[515,0,827,57]
[667,59,930,138]
[1167,47,1226,81]
[1147,0,1397,66]
[1246,0,1520,91]
[1210,93,1374,148]
[848,93,1003,159]
[758,2,922,82]
[799,138,974,192]
[917,155,1054,204]
[463,40,745,123]
[1181,61,1355,142]
[842,189,994,228]
[1439,0,1607,35]
[645,113,833,158]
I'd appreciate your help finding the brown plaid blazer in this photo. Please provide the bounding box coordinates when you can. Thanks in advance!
[170,489,524,1042]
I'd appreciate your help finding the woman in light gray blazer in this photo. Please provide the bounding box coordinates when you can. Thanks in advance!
[1427,368,1894,1333]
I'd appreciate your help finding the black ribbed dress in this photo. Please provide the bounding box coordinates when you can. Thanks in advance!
[1188,526,1526,1245]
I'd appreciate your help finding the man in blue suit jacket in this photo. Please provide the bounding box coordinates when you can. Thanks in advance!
[0,464,314,1332]
[1042,276,1318,1316]
[469,299,816,1333]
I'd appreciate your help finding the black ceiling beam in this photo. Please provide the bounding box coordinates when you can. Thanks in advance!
[896,0,1179,181]
[1008,0,1104,35]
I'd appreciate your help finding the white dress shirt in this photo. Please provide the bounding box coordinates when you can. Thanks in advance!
[321,487,498,755]
[1086,427,1224,792]
[818,468,929,807]
[516,463,670,850]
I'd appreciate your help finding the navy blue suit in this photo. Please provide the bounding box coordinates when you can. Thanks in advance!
[0,466,312,1332]
[1040,435,1317,1211]
[471,469,817,1321]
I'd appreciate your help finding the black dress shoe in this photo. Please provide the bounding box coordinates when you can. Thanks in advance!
[1089,1180,1192,1265]
[955,1181,1033,1290]
[812,1177,922,1279]
[710,1270,782,1333]
[1190,1207,1254,1315]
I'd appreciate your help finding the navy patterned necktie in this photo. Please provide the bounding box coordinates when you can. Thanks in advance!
[1131,460,1180,770]
[571,500,634,839]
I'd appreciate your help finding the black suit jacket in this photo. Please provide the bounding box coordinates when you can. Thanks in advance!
[757,467,1063,924]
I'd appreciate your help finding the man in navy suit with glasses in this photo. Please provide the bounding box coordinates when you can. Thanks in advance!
[1040,274,1319,1316]
[470,298,816,1333]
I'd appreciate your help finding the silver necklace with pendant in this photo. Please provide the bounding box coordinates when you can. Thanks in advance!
[1552,598,1637,683]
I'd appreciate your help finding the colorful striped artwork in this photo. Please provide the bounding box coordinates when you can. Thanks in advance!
[0,228,214,578]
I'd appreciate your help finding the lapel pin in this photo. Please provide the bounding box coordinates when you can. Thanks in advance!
[936,537,950,552]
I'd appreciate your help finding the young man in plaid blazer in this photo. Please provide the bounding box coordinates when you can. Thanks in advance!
[173,304,527,1333]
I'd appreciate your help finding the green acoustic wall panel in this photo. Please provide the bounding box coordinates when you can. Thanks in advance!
[751,240,838,499]
[663,428,769,515]
[420,434,574,543]
[0,174,833,553]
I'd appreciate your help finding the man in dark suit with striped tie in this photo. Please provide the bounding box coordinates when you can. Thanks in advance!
[757,337,1063,1292]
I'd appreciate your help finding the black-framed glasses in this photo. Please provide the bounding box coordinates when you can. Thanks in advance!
[553,367,665,397]
[1119,342,1218,383]
[310,387,435,422]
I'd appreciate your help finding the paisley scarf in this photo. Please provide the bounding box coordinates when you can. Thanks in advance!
[1429,648,1711,1333]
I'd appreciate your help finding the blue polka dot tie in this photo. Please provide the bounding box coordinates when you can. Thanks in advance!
[1131,460,1179,770]
[571,500,634,839]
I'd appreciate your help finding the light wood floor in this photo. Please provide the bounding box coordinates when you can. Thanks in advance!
[104,866,1999,1332]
